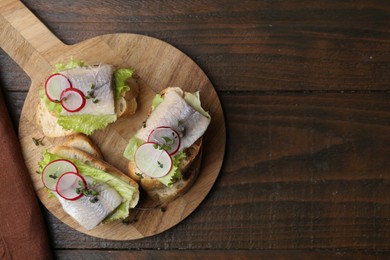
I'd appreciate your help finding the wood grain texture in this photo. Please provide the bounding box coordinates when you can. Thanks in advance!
[16,0,390,92]
[53,249,390,259]
[1,0,225,240]
[0,0,389,257]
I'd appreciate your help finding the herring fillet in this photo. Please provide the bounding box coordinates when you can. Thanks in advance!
[55,181,122,230]
[60,64,115,116]
[136,89,211,151]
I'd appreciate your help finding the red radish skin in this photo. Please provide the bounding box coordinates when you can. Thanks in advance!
[56,172,86,201]
[60,88,86,112]
[148,126,181,155]
[45,73,72,102]
[134,142,173,178]
[41,159,78,191]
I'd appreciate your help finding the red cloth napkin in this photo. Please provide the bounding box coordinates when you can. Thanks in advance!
[0,89,52,259]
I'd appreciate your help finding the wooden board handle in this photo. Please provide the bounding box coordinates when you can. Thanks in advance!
[0,0,65,78]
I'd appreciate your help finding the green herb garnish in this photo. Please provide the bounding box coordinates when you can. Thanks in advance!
[49,174,58,180]
[75,181,100,203]
[32,137,44,146]
[157,161,164,168]
[159,136,175,151]
[177,120,185,135]
[162,136,173,144]
[86,90,95,98]
[85,89,100,104]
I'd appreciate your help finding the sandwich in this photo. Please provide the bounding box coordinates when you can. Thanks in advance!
[37,134,139,230]
[37,59,139,137]
[123,87,211,204]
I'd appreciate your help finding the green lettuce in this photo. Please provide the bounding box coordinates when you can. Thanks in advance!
[123,136,144,161]
[114,68,133,99]
[39,150,137,222]
[184,91,211,118]
[54,58,87,72]
[157,151,186,186]
[123,136,186,187]
[151,94,164,111]
[57,114,117,136]
[40,89,61,116]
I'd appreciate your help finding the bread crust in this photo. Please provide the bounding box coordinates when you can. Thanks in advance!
[63,133,103,159]
[142,146,202,205]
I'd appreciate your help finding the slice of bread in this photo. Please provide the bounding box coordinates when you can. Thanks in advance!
[126,87,208,205]
[63,133,103,159]
[36,99,75,137]
[37,75,139,138]
[52,144,139,208]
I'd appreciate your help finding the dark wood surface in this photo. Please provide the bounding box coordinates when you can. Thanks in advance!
[1,0,389,258]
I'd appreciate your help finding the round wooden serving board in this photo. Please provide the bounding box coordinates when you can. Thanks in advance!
[0,0,225,240]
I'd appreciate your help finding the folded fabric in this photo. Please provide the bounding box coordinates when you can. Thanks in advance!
[0,88,52,259]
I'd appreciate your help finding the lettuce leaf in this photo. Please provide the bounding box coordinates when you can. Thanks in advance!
[123,136,185,187]
[57,114,117,136]
[123,136,144,161]
[151,94,164,111]
[54,58,87,72]
[158,151,185,186]
[184,91,211,118]
[114,68,133,99]
[39,150,137,222]
[40,89,62,116]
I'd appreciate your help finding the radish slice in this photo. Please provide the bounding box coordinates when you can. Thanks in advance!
[60,88,86,112]
[134,142,173,178]
[148,126,181,155]
[56,172,86,201]
[41,159,78,191]
[45,73,72,102]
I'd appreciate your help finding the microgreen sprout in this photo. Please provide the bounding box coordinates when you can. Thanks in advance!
[75,181,100,203]
[32,137,44,146]
[157,161,164,168]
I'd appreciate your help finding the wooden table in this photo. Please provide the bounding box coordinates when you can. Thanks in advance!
[1,0,389,258]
